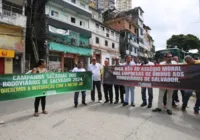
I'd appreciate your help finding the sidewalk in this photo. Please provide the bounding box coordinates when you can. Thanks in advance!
[0,88,200,140]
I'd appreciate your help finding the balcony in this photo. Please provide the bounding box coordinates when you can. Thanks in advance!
[131,51,137,56]
[130,40,139,48]
[49,0,91,17]
[0,6,26,28]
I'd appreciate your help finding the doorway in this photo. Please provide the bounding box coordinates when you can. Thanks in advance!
[64,58,74,72]
[0,58,4,74]
[13,55,21,74]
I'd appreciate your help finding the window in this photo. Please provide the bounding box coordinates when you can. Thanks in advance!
[80,21,85,26]
[96,23,99,29]
[135,48,137,53]
[140,11,143,16]
[71,0,76,3]
[106,29,109,33]
[80,3,85,8]
[129,24,131,29]
[111,31,114,36]
[71,17,76,23]
[96,37,99,44]
[51,10,59,17]
[140,28,143,35]
[101,26,104,31]
[112,43,115,48]
[106,33,109,38]
[105,40,108,46]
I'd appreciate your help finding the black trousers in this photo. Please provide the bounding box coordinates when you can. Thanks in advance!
[91,81,102,101]
[103,84,113,102]
[34,96,46,113]
[114,85,124,102]
[173,90,185,104]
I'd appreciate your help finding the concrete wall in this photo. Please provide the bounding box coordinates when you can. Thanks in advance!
[46,3,90,31]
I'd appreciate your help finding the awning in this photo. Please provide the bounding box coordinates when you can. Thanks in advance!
[49,42,92,56]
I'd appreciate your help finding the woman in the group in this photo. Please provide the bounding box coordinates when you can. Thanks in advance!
[32,59,48,117]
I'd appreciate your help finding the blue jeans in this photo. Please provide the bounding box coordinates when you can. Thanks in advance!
[74,91,86,104]
[125,87,135,103]
[141,88,153,105]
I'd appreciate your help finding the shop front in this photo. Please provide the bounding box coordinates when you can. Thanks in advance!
[48,42,92,72]
[0,24,25,74]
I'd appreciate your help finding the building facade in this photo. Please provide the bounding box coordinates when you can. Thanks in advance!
[26,0,92,71]
[90,8,120,65]
[104,17,138,59]
[116,0,132,11]
[89,0,115,11]
[0,0,26,74]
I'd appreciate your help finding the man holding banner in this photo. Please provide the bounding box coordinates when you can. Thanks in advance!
[182,55,200,114]
[140,58,154,108]
[123,55,136,107]
[153,53,177,115]
[88,57,103,103]
[72,61,87,108]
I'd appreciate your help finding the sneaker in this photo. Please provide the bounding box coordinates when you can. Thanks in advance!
[121,101,124,104]
[140,103,147,107]
[82,102,87,106]
[123,102,128,106]
[167,109,172,115]
[131,103,135,107]
[74,104,78,108]
[194,111,199,115]
[0,121,4,124]
[104,100,109,103]
[91,100,95,103]
[147,104,152,108]
[152,108,161,112]
[99,100,103,103]
[110,101,113,104]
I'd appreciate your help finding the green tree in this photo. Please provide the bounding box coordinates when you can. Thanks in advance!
[166,34,200,52]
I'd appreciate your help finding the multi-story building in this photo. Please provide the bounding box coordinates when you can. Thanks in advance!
[26,0,92,71]
[89,7,120,65]
[104,17,138,59]
[116,0,132,11]
[89,0,115,11]
[143,24,154,59]
[0,0,27,74]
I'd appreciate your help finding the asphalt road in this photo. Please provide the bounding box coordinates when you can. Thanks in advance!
[0,88,200,140]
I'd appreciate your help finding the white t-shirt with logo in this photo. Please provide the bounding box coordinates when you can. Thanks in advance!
[72,67,86,72]
[88,63,102,81]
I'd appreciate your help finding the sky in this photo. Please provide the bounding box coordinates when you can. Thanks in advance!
[132,0,200,51]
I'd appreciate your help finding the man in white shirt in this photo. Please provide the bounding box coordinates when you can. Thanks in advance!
[140,58,154,108]
[153,53,177,115]
[88,57,102,103]
[72,61,87,108]
[123,55,136,107]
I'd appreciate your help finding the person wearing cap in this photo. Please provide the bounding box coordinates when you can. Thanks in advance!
[88,57,103,103]
[113,57,125,104]
[103,59,113,104]
[72,61,87,108]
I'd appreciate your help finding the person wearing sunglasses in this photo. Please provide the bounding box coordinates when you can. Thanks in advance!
[153,53,177,115]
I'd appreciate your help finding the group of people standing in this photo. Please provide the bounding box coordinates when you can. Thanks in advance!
[1,54,199,124]
[76,54,200,116]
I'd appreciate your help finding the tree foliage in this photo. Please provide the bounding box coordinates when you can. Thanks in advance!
[166,34,200,52]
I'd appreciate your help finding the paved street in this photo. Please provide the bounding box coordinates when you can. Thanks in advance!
[0,88,200,140]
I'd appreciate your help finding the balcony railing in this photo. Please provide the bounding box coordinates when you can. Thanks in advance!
[0,6,26,28]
